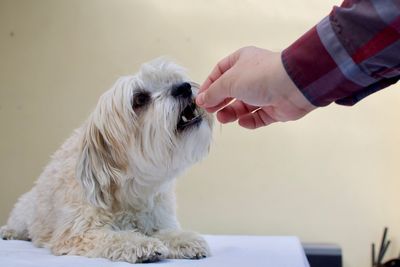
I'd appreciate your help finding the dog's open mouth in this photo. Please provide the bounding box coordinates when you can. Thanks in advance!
[177,102,202,131]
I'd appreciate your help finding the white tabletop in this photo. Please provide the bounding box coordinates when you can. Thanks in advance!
[0,235,310,267]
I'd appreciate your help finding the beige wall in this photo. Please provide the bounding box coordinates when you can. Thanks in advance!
[1,1,400,266]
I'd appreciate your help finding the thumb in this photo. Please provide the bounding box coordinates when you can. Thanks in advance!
[197,68,236,109]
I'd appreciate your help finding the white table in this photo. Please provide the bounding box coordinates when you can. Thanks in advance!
[0,235,310,267]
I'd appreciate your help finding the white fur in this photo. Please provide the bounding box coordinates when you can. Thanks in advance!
[0,59,214,263]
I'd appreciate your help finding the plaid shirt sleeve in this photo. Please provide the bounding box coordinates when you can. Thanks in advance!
[282,0,400,107]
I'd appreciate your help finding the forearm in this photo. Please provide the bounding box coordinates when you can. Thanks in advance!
[282,0,400,107]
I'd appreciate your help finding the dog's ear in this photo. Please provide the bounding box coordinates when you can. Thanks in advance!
[76,118,126,209]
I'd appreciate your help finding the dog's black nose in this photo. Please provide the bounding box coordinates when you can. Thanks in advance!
[171,82,192,98]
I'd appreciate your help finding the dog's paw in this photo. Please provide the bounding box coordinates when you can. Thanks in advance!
[0,226,18,240]
[100,236,169,263]
[155,230,210,259]
[135,238,169,263]
[52,233,169,264]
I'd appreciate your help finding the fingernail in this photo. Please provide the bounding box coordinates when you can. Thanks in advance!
[196,93,205,106]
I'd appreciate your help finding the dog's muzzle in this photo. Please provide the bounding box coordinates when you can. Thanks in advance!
[173,82,203,131]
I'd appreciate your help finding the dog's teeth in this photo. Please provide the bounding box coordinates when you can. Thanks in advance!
[194,109,199,116]
[182,116,188,122]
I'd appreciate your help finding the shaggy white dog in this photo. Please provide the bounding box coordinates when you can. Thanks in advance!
[0,59,214,263]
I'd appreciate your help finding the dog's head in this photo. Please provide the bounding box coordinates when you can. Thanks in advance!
[76,59,213,209]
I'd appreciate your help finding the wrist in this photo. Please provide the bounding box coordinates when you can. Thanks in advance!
[274,51,316,113]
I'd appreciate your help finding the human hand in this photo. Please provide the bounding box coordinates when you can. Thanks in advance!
[196,46,316,129]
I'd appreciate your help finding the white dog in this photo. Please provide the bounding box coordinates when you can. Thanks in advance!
[0,59,214,263]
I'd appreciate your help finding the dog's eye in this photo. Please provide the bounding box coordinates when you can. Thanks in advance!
[132,92,150,109]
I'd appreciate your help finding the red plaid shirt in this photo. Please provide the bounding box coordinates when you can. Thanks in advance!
[282,0,400,106]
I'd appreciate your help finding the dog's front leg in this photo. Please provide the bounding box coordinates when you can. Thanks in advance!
[51,229,169,263]
[153,229,210,259]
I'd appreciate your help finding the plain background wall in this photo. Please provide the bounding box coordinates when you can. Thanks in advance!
[1,1,400,266]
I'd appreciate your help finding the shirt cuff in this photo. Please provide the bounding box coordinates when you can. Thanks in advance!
[282,17,370,107]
